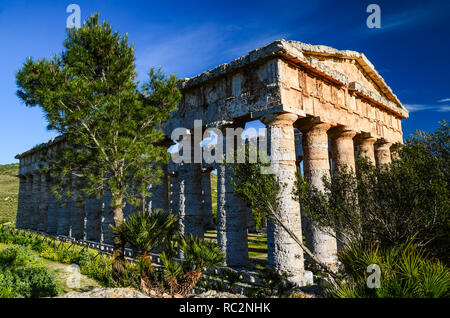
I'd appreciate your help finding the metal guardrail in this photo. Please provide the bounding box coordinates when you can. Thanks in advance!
[0,224,270,288]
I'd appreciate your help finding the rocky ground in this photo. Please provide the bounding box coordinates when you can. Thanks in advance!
[55,288,247,298]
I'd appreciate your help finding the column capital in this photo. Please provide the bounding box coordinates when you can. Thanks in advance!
[354,133,377,146]
[262,112,298,127]
[295,117,332,133]
[374,139,393,150]
[328,126,358,140]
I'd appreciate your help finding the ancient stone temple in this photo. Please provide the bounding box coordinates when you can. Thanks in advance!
[15,40,408,282]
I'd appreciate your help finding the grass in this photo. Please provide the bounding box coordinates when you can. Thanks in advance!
[204,229,268,263]
[0,240,101,295]
[0,164,19,224]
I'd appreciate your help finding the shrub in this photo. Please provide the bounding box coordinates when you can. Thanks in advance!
[327,240,450,298]
[0,246,61,298]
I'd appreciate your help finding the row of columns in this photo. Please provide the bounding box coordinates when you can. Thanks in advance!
[16,115,397,281]
[168,114,398,279]
[16,170,115,244]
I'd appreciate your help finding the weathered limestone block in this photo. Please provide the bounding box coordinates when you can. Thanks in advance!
[247,206,256,233]
[329,126,358,251]
[263,113,304,277]
[355,135,377,165]
[101,191,114,245]
[390,143,402,161]
[56,173,71,236]
[69,174,85,239]
[329,127,357,174]
[178,162,204,237]
[85,195,102,242]
[375,140,392,167]
[169,171,180,216]
[37,173,49,232]
[30,172,41,231]
[16,176,26,229]
[217,161,249,267]
[148,164,169,213]
[298,120,337,269]
[46,173,59,235]
[23,175,33,229]
[201,168,215,230]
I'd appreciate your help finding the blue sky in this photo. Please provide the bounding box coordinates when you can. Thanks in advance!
[0,0,449,164]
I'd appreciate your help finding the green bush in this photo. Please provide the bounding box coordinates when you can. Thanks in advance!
[327,240,450,298]
[0,246,61,298]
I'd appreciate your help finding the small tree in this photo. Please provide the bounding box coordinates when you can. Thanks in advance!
[15,14,181,274]
[296,122,450,263]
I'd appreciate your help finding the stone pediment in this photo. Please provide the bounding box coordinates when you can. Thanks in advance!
[287,41,406,116]
[179,40,408,119]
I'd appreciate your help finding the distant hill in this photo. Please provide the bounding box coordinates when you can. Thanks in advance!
[0,163,19,224]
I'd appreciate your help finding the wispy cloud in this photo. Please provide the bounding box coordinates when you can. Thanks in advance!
[405,103,450,113]
[135,24,289,80]
[438,98,450,103]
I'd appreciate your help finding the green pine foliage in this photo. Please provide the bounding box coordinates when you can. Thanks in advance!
[15,13,181,259]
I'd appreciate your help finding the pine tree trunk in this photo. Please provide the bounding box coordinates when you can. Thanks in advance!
[112,194,126,281]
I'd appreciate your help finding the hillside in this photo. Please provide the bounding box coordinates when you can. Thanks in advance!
[0,163,19,224]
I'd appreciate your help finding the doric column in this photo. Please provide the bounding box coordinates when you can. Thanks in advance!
[85,195,102,242]
[56,173,71,236]
[329,126,358,251]
[30,171,41,231]
[101,191,114,245]
[169,170,180,216]
[355,135,377,165]
[216,123,249,268]
[298,119,337,269]
[247,206,256,233]
[375,140,392,167]
[23,173,33,229]
[37,173,49,232]
[16,175,26,229]
[46,172,58,235]
[329,126,357,174]
[390,143,402,161]
[263,112,304,277]
[148,163,170,212]
[201,168,214,230]
[69,173,85,239]
[177,133,204,238]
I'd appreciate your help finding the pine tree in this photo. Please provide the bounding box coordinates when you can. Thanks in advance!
[15,14,181,274]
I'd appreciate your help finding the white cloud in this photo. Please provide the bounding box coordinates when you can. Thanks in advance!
[438,98,450,103]
[405,103,450,113]
[436,105,450,112]
[404,104,428,112]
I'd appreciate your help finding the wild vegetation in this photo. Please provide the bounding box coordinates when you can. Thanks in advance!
[232,121,450,297]
[0,245,61,298]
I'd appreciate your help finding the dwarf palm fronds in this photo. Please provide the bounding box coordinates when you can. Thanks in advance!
[113,209,179,256]
[327,239,450,298]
